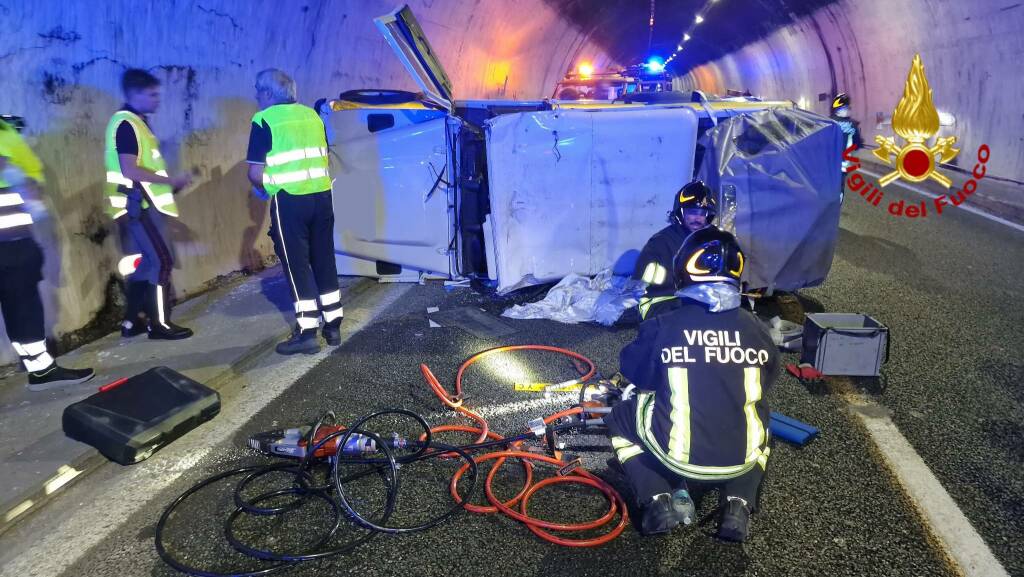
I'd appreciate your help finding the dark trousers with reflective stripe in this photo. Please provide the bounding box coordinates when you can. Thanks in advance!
[269,190,341,330]
[0,238,50,369]
[119,196,175,325]
[607,398,766,508]
[119,193,174,287]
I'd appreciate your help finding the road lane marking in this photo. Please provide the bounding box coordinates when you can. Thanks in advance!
[832,379,1010,577]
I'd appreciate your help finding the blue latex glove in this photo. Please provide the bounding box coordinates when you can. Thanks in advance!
[251,186,270,201]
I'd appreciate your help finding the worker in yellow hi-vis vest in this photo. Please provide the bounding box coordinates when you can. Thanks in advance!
[104,69,194,340]
[246,69,343,356]
[1,115,94,391]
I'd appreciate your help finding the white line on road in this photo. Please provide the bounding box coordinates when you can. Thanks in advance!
[0,283,412,577]
[845,394,1010,577]
[858,168,1024,234]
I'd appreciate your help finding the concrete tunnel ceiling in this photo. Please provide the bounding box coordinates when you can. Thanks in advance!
[546,0,842,71]
[550,0,1022,183]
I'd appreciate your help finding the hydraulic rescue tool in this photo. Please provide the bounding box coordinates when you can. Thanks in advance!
[247,424,387,459]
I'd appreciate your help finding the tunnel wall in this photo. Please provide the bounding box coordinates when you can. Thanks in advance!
[676,0,1023,182]
[0,0,613,364]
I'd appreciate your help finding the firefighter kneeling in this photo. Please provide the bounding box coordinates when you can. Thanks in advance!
[605,227,779,541]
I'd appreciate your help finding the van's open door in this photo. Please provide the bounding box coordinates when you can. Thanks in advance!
[374,5,454,112]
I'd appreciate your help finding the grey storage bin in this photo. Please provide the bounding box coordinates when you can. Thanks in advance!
[800,313,889,376]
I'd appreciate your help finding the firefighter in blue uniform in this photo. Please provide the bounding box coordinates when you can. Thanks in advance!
[831,93,862,173]
[607,227,779,540]
[633,179,717,321]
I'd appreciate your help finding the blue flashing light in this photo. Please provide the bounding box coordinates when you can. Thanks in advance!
[644,57,665,73]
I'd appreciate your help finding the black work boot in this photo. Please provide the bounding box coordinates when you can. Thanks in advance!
[149,322,194,340]
[322,320,341,346]
[146,284,193,340]
[639,493,680,536]
[718,496,752,542]
[276,327,321,355]
[28,364,95,391]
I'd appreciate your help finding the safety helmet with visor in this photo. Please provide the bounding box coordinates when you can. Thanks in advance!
[672,227,745,289]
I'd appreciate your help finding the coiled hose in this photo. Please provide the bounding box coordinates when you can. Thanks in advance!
[155,345,627,576]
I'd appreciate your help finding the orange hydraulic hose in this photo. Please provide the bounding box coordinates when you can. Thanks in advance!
[450,450,627,547]
[421,345,628,546]
[434,425,535,514]
[452,345,597,399]
[420,363,490,443]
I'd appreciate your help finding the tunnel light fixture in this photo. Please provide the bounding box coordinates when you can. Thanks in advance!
[695,14,704,24]
[677,44,683,50]
[684,33,691,41]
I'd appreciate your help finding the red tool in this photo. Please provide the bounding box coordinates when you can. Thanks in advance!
[247,424,378,459]
[786,363,824,384]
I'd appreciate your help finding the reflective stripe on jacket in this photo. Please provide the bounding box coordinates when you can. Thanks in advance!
[103,110,178,219]
[251,103,331,196]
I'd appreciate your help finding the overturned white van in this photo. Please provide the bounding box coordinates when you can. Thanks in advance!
[325,5,843,295]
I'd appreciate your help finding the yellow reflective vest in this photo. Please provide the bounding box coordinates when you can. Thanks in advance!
[0,118,44,238]
[103,110,178,219]
[0,118,44,187]
[251,103,331,196]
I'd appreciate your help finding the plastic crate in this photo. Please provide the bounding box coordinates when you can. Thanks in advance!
[800,313,889,376]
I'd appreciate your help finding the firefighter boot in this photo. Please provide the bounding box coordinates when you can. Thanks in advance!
[322,320,341,347]
[276,326,321,355]
[718,496,752,542]
[639,493,680,536]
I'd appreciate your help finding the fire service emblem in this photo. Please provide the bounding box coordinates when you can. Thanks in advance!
[873,54,959,188]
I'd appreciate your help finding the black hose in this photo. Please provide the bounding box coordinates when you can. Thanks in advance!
[154,409,497,576]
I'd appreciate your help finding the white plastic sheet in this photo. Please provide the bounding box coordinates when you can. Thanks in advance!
[501,269,645,326]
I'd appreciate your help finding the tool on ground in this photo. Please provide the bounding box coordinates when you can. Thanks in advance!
[769,412,819,446]
[786,362,825,384]
[158,344,628,577]
[513,380,583,393]
[247,424,380,459]
[63,366,220,465]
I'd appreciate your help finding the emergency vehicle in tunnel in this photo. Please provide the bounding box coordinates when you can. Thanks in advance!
[325,5,846,295]
[550,63,673,101]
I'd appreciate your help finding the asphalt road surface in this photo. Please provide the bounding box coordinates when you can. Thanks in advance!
[2,180,1020,577]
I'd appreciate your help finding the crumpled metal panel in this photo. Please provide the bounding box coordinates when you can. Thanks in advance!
[486,107,699,293]
[698,107,844,292]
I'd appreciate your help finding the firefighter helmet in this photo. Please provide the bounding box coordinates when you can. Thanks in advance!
[672,227,745,288]
[670,179,717,226]
[831,93,850,111]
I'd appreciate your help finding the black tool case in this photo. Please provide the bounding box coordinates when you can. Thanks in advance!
[62,366,220,465]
